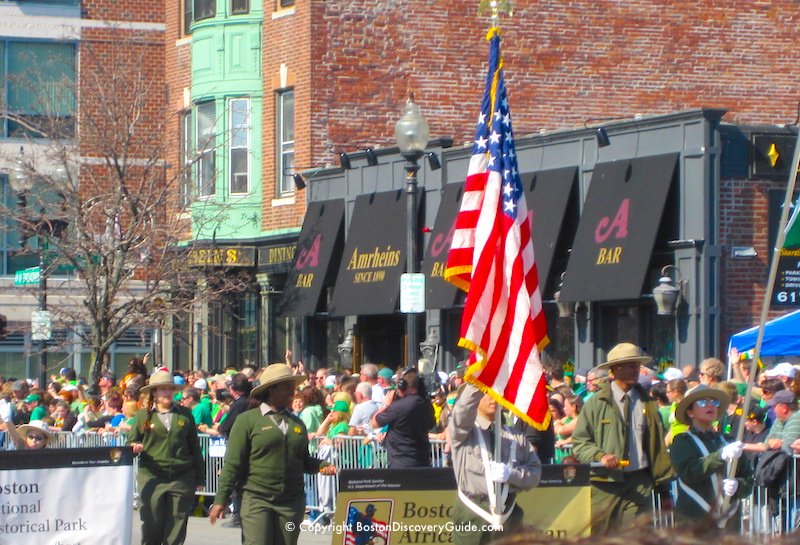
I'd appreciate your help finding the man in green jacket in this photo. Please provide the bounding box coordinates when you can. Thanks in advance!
[208,363,336,545]
[572,343,674,535]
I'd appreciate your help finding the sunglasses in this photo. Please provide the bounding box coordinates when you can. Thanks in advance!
[693,398,721,408]
[27,434,46,441]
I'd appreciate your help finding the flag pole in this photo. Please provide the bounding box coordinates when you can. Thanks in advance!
[723,126,800,515]
[478,0,514,528]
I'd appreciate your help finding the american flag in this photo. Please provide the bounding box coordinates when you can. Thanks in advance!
[444,29,550,430]
[344,506,389,545]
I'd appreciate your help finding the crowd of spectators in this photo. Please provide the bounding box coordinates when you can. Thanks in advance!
[4,345,800,533]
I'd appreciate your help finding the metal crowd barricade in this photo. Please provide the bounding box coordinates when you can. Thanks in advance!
[13,428,800,536]
[743,454,800,536]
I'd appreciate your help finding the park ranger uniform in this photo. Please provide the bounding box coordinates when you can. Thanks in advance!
[448,384,542,545]
[214,403,327,545]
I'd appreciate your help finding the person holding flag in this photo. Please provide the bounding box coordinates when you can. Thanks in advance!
[449,383,542,544]
[444,20,544,543]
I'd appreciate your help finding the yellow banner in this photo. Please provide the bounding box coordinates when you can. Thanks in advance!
[329,467,591,544]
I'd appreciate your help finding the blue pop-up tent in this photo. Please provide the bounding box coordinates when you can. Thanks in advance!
[728,309,800,356]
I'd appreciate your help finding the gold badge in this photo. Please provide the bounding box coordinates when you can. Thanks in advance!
[293,426,302,434]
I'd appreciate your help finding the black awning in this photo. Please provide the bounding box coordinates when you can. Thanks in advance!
[329,190,408,316]
[422,182,463,309]
[277,199,345,317]
[522,166,578,290]
[421,167,576,308]
[558,153,678,302]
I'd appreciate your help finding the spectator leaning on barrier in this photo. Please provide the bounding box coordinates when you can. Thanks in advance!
[127,370,204,545]
[448,383,542,544]
[571,342,674,536]
[209,363,336,545]
[764,389,800,455]
[669,384,752,531]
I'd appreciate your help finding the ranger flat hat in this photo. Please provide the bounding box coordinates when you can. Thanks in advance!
[251,363,305,397]
[675,384,730,425]
[596,343,652,371]
[140,370,180,393]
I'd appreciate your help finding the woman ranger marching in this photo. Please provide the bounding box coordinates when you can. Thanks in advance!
[669,384,753,531]
[127,370,204,545]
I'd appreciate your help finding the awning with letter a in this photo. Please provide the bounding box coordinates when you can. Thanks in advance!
[329,189,412,316]
[421,166,576,309]
[278,199,345,317]
[558,153,678,302]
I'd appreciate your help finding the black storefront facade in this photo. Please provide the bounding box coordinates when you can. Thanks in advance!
[167,234,299,371]
[279,109,793,375]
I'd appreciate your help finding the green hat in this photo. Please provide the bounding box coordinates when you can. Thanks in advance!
[332,400,350,413]
[378,367,395,380]
[24,394,41,403]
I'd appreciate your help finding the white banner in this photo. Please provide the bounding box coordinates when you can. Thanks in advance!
[0,447,133,545]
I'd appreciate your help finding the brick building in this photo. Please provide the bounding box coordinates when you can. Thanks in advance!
[0,1,166,380]
[166,1,799,373]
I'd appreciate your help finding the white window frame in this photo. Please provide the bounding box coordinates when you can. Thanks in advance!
[229,97,250,196]
[277,89,295,197]
[196,101,216,199]
[180,110,192,207]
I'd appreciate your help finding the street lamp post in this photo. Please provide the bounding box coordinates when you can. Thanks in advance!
[11,148,48,389]
[395,94,429,369]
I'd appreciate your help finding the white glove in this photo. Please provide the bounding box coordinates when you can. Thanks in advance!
[721,441,744,462]
[723,478,739,497]
[487,461,512,483]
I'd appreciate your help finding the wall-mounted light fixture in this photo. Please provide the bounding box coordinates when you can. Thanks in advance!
[364,148,378,167]
[652,265,687,315]
[731,246,757,258]
[426,152,441,171]
[595,127,611,148]
[584,116,633,150]
[287,167,327,191]
[339,152,352,170]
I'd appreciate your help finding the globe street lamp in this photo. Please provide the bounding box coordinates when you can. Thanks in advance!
[395,94,429,368]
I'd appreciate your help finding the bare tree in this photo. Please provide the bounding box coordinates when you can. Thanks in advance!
[1,31,248,386]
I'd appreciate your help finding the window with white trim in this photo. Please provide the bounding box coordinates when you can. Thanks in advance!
[180,111,192,207]
[196,101,216,198]
[229,98,250,195]
[277,90,294,196]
